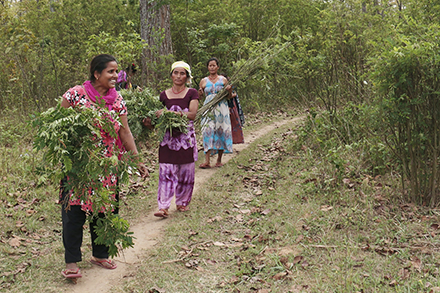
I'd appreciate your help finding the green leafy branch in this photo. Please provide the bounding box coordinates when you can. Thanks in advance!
[122,89,189,141]
[32,98,138,257]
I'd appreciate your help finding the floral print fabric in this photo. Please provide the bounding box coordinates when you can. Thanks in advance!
[60,85,127,211]
[201,77,233,154]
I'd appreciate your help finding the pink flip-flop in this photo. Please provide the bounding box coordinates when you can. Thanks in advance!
[90,258,117,270]
[199,163,211,169]
[61,268,82,279]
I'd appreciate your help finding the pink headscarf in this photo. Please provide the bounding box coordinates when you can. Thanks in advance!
[82,80,125,158]
[83,80,118,110]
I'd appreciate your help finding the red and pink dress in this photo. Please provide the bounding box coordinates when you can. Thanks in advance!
[60,83,127,212]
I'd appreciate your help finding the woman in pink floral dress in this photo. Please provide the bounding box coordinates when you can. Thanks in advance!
[59,54,146,280]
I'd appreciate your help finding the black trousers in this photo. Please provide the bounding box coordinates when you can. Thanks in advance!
[60,184,118,263]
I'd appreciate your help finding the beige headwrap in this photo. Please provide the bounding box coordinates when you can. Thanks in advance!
[170,61,193,84]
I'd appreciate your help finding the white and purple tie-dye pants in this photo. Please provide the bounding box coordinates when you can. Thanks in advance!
[157,162,195,210]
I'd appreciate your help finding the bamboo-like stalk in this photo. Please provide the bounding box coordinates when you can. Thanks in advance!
[195,40,290,125]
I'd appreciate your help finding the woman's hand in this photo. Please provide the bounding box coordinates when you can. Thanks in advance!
[142,117,154,130]
[137,162,149,178]
[226,84,233,99]
[198,87,204,97]
[155,109,164,118]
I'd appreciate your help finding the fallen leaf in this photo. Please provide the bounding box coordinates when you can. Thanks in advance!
[411,256,422,272]
[301,261,309,269]
[293,256,304,264]
[320,205,333,212]
[188,230,198,236]
[207,216,223,223]
[9,237,20,248]
[213,242,225,247]
[260,209,271,215]
[206,259,217,265]
[389,280,398,287]
[399,268,410,280]
[295,235,304,243]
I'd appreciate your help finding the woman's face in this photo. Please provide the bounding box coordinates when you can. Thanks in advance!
[207,60,219,75]
[95,61,118,89]
[171,67,188,85]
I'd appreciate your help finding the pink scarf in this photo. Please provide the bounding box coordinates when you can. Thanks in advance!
[83,80,118,110]
[83,80,125,158]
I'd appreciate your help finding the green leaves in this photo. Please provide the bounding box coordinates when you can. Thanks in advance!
[32,98,138,257]
[93,214,135,258]
[122,89,189,141]
[122,89,163,141]
[150,109,189,141]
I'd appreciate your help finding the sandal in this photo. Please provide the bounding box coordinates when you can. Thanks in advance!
[215,162,224,168]
[90,258,117,270]
[176,205,190,212]
[199,162,211,169]
[154,209,169,218]
[61,268,82,279]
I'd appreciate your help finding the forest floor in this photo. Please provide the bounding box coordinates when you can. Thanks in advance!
[62,116,303,293]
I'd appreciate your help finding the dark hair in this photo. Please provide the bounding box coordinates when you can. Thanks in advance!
[126,63,137,73]
[206,57,219,67]
[89,54,117,82]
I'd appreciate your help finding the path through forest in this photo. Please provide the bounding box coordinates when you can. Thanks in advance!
[64,117,301,293]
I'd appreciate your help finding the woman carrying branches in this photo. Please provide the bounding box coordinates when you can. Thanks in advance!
[116,63,141,91]
[198,57,233,168]
[59,54,147,280]
[143,61,199,218]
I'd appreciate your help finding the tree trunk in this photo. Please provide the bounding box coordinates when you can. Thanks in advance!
[139,1,173,87]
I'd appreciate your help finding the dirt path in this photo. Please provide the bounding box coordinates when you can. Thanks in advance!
[65,117,301,293]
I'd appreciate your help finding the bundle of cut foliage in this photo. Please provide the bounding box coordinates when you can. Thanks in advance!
[195,39,290,125]
[121,89,189,141]
[148,109,190,141]
[120,89,163,141]
[32,99,138,257]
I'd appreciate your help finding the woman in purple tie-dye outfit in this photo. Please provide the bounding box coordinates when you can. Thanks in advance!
[144,61,199,218]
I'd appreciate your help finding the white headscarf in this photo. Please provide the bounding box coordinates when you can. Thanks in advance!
[171,61,193,85]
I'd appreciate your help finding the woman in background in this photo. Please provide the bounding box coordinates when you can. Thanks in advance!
[198,57,233,168]
[116,63,139,90]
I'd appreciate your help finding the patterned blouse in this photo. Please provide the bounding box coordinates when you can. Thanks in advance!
[60,85,127,211]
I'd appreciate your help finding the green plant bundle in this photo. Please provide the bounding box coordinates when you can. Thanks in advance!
[121,89,164,141]
[150,109,190,141]
[121,88,189,141]
[195,39,290,125]
[32,99,138,257]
